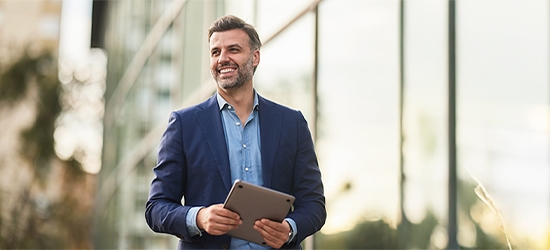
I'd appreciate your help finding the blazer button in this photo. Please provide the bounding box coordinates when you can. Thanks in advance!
[222,243,229,249]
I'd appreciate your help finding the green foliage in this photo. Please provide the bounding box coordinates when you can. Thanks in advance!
[346,219,398,249]
[0,51,56,105]
[0,55,30,104]
[406,211,439,249]
[315,204,510,249]
[0,49,92,249]
[459,181,510,250]
[316,219,398,249]
[0,51,63,180]
[25,56,61,171]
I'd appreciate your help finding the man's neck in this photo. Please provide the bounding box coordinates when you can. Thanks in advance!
[218,85,255,125]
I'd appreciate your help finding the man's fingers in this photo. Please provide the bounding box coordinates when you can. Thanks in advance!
[197,204,242,235]
[212,204,241,220]
[253,219,289,249]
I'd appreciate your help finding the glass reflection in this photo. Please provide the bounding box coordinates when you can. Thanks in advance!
[254,13,316,124]
[401,0,449,248]
[457,0,550,249]
[315,0,400,248]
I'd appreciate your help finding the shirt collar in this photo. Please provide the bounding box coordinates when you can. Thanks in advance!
[216,90,259,111]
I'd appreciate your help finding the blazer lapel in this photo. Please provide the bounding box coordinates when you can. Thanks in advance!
[258,96,282,188]
[195,95,232,192]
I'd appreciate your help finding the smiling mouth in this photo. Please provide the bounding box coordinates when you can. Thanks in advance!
[219,68,236,74]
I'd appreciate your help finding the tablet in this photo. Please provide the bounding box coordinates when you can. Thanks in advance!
[223,179,295,245]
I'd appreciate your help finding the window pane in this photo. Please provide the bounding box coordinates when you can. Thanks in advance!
[316,0,400,248]
[254,13,316,124]
[457,0,550,249]
[401,0,449,248]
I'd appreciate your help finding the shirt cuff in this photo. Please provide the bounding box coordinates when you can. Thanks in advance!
[284,218,297,243]
[186,206,204,237]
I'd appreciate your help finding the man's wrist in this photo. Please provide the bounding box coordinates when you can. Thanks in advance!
[284,218,296,244]
[186,206,204,237]
[287,222,293,243]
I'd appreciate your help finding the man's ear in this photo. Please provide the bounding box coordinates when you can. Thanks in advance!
[253,50,260,67]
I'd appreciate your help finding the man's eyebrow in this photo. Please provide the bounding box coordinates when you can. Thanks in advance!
[210,43,243,53]
[227,43,243,49]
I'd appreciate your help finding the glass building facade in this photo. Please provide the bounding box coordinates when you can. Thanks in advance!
[95,0,550,249]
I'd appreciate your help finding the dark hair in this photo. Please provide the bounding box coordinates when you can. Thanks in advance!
[208,15,262,51]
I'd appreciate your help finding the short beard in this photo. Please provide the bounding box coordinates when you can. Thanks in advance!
[214,55,254,90]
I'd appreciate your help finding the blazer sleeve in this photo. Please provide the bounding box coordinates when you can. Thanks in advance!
[145,111,194,241]
[286,111,327,245]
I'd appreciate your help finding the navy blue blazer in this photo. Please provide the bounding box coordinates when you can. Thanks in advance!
[145,94,326,249]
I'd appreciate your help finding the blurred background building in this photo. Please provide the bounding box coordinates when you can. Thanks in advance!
[0,0,548,249]
[0,0,61,59]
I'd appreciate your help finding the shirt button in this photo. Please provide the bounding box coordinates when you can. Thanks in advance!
[245,168,249,172]
[243,144,247,148]
[228,105,232,109]
[236,122,240,126]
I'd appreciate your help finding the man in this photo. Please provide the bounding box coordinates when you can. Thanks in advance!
[145,15,326,249]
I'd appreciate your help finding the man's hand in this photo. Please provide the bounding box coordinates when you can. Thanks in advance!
[197,204,242,235]
[253,218,291,249]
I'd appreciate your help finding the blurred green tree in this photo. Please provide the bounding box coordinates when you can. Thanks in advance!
[0,49,95,249]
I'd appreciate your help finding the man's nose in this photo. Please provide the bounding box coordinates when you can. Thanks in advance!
[218,50,230,63]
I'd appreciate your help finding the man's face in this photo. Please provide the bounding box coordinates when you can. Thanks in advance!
[209,29,260,90]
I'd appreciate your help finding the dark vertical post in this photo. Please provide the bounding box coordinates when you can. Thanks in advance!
[448,0,459,249]
[398,0,410,248]
[91,0,108,48]
[313,4,319,141]
[310,4,320,250]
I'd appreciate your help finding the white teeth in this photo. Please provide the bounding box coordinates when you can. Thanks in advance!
[220,68,235,74]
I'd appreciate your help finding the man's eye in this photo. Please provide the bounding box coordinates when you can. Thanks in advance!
[211,51,219,56]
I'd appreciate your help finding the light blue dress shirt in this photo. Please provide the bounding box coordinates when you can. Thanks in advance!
[219,93,263,187]
[185,91,296,249]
